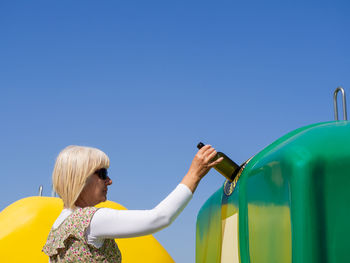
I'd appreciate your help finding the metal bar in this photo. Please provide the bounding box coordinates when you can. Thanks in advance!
[38,185,43,196]
[333,87,347,121]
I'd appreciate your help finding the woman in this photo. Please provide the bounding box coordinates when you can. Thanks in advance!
[42,144,222,262]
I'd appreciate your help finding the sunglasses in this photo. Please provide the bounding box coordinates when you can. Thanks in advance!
[95,168,108,180]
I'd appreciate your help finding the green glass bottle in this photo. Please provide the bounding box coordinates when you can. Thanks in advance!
[197,142,240,182]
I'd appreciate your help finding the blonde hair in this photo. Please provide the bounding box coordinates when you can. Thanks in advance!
[52,145,110,209]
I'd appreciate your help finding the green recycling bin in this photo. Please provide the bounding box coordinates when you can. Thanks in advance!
[196,121,350,263]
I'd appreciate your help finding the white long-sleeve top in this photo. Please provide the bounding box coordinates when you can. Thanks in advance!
[51,183,193,248]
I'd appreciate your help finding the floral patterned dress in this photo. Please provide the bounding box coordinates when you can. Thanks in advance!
[42,207,122,262]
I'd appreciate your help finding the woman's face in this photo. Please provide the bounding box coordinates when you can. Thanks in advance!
[75,170,112,208]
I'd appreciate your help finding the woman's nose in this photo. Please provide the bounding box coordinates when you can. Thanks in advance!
[106,176,112,185]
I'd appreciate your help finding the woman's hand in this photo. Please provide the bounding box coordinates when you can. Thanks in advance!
[181,145,223,193]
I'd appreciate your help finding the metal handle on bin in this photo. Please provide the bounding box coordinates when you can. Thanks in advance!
[333,86,347,121]
[38,185,43,196]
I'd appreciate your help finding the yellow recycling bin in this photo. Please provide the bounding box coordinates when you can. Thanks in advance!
[0,196,175,263]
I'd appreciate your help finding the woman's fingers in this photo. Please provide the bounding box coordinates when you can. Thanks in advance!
[206,148,217,162]
[193,145,224,174]
[198,145,220,165]
[197,144,212,155]
[208,157,224,167]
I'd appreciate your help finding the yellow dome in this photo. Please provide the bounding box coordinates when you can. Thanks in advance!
[0,197,175,263]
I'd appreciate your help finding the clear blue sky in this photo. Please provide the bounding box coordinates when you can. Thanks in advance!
[0,1,349,262]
